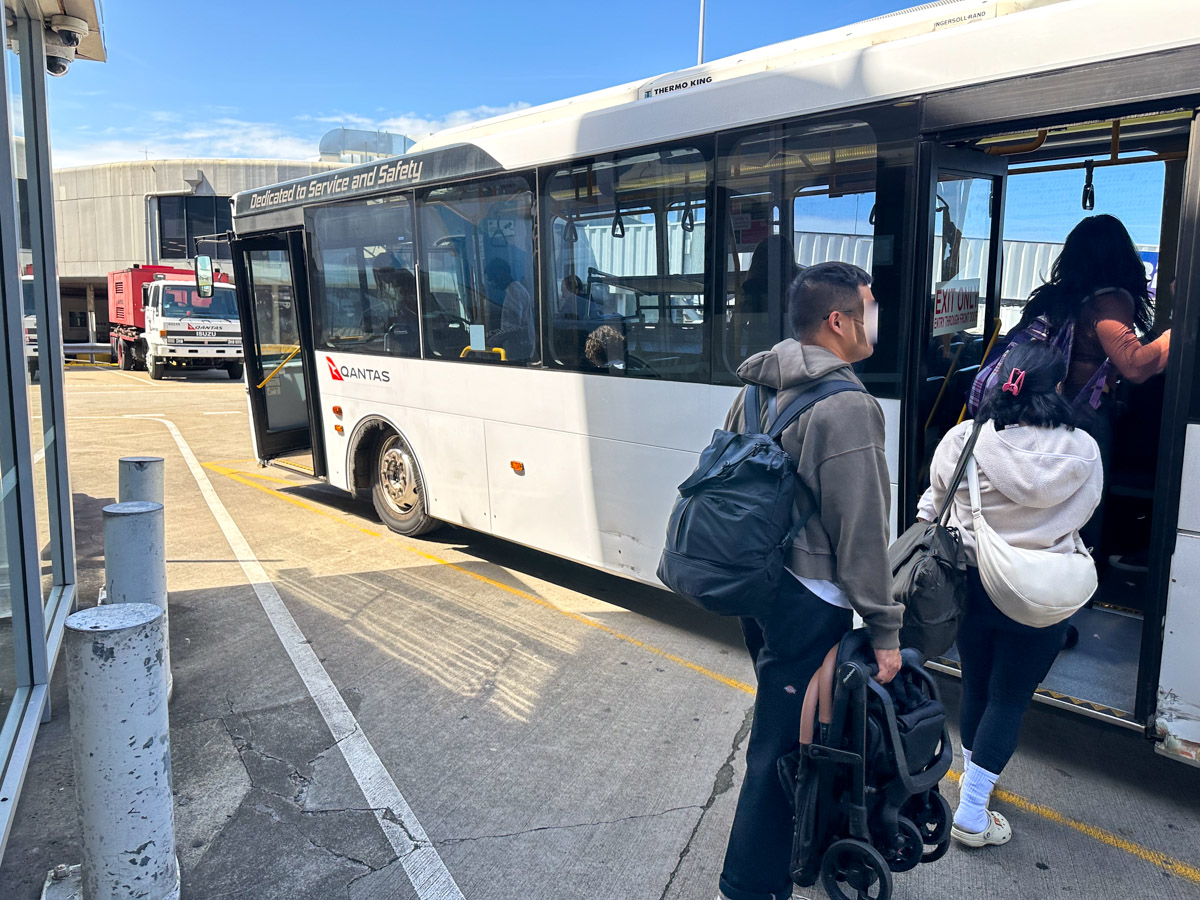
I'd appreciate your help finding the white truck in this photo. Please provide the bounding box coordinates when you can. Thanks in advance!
[108,265,243,380]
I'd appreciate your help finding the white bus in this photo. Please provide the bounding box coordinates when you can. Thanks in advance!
[227,0,1200,765]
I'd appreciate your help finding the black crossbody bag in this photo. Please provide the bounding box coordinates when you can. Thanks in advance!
[888,421,985,657]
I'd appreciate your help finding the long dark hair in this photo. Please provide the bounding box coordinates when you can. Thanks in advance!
[977,341,1075,430]
[1020,214,1152,333]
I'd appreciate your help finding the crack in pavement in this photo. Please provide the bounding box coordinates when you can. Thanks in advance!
[435,805,703,846]
[250,797,379,871]
[659,703,755,900]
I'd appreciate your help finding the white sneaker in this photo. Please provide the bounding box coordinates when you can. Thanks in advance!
[951,809,1013,847]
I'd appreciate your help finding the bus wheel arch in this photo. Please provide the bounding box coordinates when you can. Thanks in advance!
[349,418,440,537]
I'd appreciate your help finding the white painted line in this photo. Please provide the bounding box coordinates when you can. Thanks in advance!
[64,389,239,397]
[33,446,45,465]
[126,414,464,900]
[111,370,159,386]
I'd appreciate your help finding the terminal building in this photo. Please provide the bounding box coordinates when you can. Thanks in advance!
[47,128,411,350]
[51,158,343,349]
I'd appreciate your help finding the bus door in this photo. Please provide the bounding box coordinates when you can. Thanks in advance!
[908,145,1008,512]
[230,230,326,478]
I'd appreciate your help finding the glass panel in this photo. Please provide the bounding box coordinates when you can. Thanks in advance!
[7,45,50,606]
[917,172,997,488]
[545,147,710,380]
[185,196,216,260]
[312,195,419,358]
[0,372,17,730]
[715,121,879,384]
[419,176,537,365]
[247,249,308,432]
[159,196,187,259]
[215,200,233,260]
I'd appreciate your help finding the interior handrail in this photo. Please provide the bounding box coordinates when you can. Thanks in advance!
[256,345,302,389]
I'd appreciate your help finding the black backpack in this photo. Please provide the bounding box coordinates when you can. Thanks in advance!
[657,379,865,618]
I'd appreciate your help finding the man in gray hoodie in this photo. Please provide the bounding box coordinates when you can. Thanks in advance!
[718,261,904,900]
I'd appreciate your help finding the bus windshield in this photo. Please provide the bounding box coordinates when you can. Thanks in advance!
[160,285,238,319]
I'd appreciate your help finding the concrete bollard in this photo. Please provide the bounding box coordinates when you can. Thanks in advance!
[104,501,171,697]
[65,602,179,900]
[118,456,164,505]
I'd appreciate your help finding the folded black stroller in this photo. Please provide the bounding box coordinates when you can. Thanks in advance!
[779,629,952,900]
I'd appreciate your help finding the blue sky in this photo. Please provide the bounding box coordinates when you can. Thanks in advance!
[41,0,1166,246]
[45,0,915,166]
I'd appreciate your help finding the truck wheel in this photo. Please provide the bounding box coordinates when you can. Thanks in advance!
[117,339,134,371]
[371,432,439,537]
[226,361,244,381]
[148,354,164,380]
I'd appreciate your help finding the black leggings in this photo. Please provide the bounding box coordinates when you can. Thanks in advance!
[957,566,1068,775]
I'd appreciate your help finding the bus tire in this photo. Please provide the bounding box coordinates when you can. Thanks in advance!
[226,361,244,380]
[371,432,439,537]
[148,353,164,380]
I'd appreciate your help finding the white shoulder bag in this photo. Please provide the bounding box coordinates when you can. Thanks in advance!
[966,455,1097,628]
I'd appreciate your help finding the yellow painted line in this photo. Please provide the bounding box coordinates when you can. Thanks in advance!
[201,461,755,695]
[202,459,1200,884]
[944,769,1200,884]
[222,467,302,486]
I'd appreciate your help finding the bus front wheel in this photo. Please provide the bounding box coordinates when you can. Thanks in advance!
[371,433,439,537]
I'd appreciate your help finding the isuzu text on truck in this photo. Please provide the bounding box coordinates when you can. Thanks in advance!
[108,265,243,380]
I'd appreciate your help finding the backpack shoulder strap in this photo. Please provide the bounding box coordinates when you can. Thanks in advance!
[741,384,770,434]
[767,379,866,439]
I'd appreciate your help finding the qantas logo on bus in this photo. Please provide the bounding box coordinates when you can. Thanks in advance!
[325,356,391,383]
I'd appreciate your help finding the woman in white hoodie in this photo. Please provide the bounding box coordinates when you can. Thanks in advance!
[917,341,1103,849]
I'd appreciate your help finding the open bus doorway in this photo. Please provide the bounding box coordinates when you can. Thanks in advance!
[915,111,1193,728]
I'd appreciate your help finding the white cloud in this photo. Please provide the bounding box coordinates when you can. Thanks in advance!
[50,101,532,168]
[52,117,321,168]
[299,102,533,141]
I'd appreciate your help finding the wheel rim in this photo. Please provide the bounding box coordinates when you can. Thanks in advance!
[887,818,924,873]
[378,437,419,516]
[823,840,890,900]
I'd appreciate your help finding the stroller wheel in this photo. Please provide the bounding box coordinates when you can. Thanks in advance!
[903,791,953,863]
[820,838,893,900]
[885,817,924,873]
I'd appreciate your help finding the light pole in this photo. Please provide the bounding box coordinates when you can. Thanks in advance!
[698,0,707,65]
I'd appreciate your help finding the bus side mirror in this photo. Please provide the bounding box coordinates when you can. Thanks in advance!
[195,255,214,299]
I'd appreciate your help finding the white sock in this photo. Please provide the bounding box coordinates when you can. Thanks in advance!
[962,746,972,769]
[954,760,999,834]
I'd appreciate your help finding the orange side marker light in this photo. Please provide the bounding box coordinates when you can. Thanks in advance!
[511,461,525,475]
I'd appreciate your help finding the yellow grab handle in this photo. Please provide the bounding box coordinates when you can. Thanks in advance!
[256,345,301,389]
[957,318,1004,425]
[459,346,507,361]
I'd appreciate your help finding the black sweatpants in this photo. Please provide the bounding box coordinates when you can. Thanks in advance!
[719,577,852,900]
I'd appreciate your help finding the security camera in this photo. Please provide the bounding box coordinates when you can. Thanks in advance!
[43,28,76,77]
[48,15,88,48]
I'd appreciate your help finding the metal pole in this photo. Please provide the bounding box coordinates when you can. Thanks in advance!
[103,500,171,697]
[118,456,165,505]
[65,602,179,900]
[698,0,707,65]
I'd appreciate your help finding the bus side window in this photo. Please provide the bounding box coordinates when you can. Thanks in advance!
[544,146,711,382]
[714,120,879,386]
[418,176,537,366]
[311,194,419,358]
